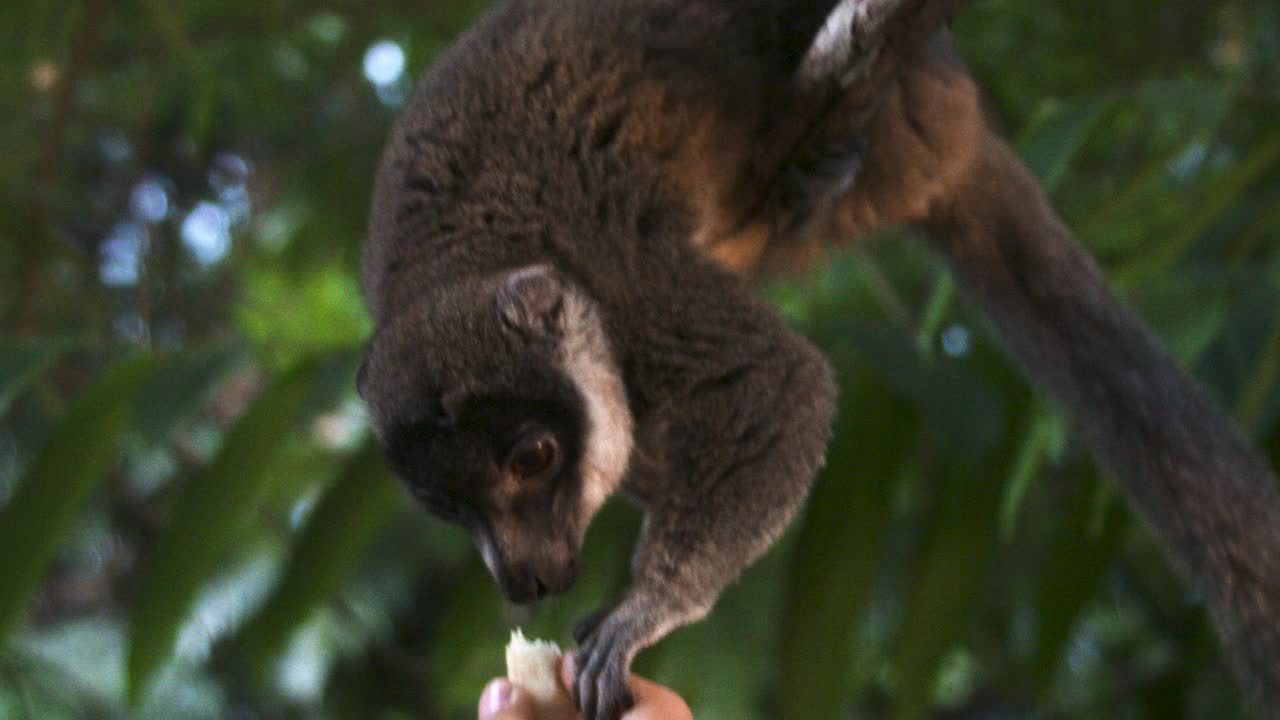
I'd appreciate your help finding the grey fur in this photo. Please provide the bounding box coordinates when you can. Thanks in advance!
[358,1,1280,717]
[361,4,840,718]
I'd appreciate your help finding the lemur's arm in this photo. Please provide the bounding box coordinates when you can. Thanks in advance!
[574,255,837,720]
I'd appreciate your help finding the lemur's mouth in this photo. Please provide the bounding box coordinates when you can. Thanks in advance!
[495,561,579,605]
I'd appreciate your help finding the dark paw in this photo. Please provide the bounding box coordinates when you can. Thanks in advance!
[573,609,639,720]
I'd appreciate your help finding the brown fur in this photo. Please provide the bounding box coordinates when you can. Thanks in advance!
[360,1,1280,715]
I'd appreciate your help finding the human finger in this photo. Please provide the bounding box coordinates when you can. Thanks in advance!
[621,675,692,720]
[478,678,537,720]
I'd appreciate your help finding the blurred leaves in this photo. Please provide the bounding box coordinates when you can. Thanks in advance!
[228,440,399,669]
[1031,478,1124,692]
[999,404,1066,540]
[778,373,916,720]
[130,343,248,449]
[890,439,1007,720]
[1017,95,1116,193]
[0,339,73,416]
[0,356,154,642]
[237,265,372,358]
[2,0,1279,717]
[1236,317,1280,428]
[1117,132,1280,284]
[127,359,318,702]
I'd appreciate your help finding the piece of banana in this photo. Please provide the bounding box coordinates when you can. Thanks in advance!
[505,629,566,707]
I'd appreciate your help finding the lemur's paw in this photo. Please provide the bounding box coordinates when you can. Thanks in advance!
[573,607,639,720]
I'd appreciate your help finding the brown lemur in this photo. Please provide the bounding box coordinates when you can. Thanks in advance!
[357,1,1280,717]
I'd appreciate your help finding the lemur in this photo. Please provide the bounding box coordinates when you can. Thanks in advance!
[356,1,1280,717]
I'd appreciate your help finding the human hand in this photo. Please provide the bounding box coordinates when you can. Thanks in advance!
[477,651,692,720]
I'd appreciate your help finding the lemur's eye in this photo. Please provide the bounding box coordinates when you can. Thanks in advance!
[508,434,559,478]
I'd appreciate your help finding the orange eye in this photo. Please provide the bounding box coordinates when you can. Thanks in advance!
[508,436,558,478]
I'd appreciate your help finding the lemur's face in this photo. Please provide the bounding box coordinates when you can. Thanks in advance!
[358,267,634,604]
[385,385,588,603]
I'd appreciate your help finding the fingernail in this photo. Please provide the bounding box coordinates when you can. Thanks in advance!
[480,679,516,717]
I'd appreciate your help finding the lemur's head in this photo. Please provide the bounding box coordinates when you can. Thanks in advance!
[358,266,633,604]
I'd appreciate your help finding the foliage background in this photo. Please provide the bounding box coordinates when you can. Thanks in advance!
[2,0,1279,718]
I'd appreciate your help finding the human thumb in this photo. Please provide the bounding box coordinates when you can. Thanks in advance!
[478,679,537,720]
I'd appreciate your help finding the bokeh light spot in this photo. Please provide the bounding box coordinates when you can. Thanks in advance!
[100,222,146,286]
[941,324,972,358]
[209,153,250,196]
[182,202,233,266]
[363,40,405,87]
[130,178,171,223]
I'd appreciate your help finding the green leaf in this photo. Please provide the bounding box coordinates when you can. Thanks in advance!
[1117,133,1280,285]
[1080,135,1211,252]
[1134,77,1233,144]
[829,320,1007,461]
[236,266,373,358]
[914,273,955,361]
[431,563,508,714]
[131,344,249,448]
[0,339,74,417]
[778,374,917,720]
[1235,313,1280,430]
[126,360,318,704]
[1032,477,1123,692]
[1134,276,1230,364]
[892,462,1004,720]
[1228,194,1280,262]
[1000,406,1067,539]
[1080,77,1231,253]
[1016,95,1115,194]
[0,355,155,642]
[230,441,400,666]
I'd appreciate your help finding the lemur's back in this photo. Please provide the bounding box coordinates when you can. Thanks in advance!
[362,0,872,323]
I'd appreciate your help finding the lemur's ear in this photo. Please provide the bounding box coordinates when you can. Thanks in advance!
[496,265,565,339]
